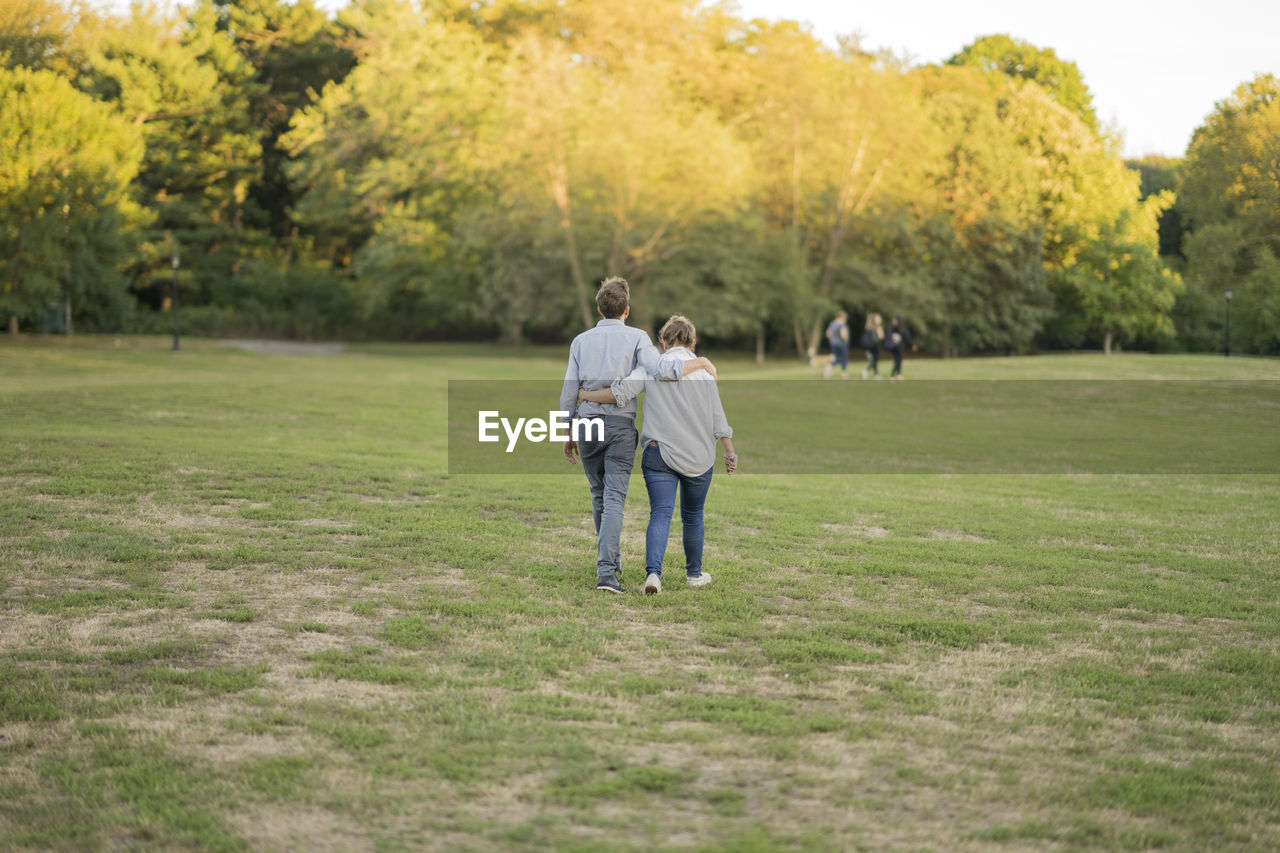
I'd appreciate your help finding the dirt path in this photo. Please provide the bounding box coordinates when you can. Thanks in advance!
[219,339,346,356]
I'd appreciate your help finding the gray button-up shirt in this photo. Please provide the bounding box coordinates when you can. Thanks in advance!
[559,319,682,421]
[610,347,733,477]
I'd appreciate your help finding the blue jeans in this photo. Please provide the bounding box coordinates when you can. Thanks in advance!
[641,442,713,579]
[578,416,638,582]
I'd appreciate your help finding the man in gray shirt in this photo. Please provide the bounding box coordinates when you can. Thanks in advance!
[560,277,715,593]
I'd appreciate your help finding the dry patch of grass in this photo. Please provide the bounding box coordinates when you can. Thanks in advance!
[0,475,51,486]
[822,521,891,538]
[928,528,996,543]
[228,804,373,852]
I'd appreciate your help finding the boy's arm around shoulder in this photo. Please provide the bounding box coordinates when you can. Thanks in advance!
[608,366,647,406]
[637,333,718,381]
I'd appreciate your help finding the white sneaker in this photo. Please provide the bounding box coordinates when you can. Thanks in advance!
[686,572,712,587]
[644,573,661,595]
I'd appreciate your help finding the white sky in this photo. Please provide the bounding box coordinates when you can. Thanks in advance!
[730,0,1280,158]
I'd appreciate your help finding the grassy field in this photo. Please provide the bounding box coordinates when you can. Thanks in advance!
[2,337,1278,851]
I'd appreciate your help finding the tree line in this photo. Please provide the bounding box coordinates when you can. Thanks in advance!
[2,0,1276,355]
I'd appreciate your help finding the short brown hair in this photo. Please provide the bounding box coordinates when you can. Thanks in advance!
[596,277,630,319]
[659,314,696,348]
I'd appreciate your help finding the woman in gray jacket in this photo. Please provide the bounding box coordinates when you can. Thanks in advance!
[578,315,736,595]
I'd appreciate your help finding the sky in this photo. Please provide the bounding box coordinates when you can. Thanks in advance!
[730,0,1280,158]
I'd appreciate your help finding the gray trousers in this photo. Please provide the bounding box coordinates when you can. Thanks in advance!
[577,416,637,582]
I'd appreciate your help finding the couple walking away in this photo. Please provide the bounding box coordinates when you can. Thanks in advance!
[825,311,917,380]
[560,277,736,595]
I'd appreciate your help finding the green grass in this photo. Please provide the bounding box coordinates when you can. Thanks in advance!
[1,335,1278,850]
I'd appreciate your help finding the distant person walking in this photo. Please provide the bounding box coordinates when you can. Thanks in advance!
[860,313,884,379]
[824,311,850,379]
[884,315,917,381]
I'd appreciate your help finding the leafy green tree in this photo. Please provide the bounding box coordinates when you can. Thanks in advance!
[730,21,937,355]
[455,196,563,345]
[215,242,357,339]
[1128,155,1203,351]
[485,33,596,330]
[218,0,355,238]
[1232,247,1280,354]
[283,0,497,334]
[0,0,1204,351]
[996,83,1178,351]
[914,65,1049,354]
[662,216,810,364]
[1127,154,1185,260]
[81,1,262,307]
[1054,192,1182,352]
[557,65,749,332]
[0,66,146,334]
[1178,74,1280,353]
[484,2,752,334]
[948,34,1099,134]
[0,0,71,71]
[895,213,1049,357]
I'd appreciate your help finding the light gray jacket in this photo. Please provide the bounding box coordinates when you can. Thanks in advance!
[610,347,733,477]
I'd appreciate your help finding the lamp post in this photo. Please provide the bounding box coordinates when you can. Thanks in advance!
[1224,287,1232,358]
[171,251,181,352]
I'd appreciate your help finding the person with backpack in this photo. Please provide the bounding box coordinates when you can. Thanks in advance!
[824,311,851,379]
[860,313,884,379]
[883,315,917,381]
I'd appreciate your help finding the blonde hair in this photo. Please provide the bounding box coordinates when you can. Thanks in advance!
[659,314,696,348]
